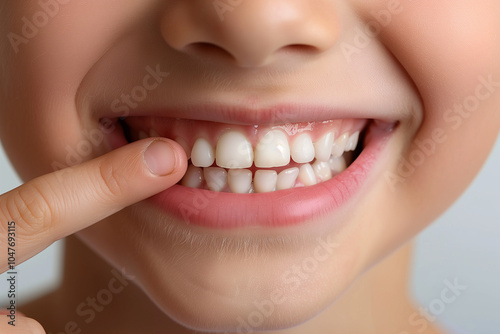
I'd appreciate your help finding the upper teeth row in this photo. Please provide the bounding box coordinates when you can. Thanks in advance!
[139,129,359,169]
[191,130,359,169]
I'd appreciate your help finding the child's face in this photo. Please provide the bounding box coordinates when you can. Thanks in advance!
[1,0,499,331]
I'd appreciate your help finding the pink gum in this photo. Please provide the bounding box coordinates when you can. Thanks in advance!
[125,117,369,148]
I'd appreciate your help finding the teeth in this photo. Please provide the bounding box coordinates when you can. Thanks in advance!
[291,134,315,163]
[130,124,359,193]
[254,170,278,193]
[331,132,349,157]
[312,161,332,182]
[276,168,299,190]
[298,164,317,186]
[344,131,360,152]
[216,131,254,169]
[191,138,215,168]
[136,128,358,169]
[181,166,204,188]
[228,169,253,194]
[204,167,228,192]
[254,130,290,168]
[328,156,347,175]
[314,132,334,162]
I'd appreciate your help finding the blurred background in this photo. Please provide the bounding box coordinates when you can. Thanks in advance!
[1,136,499,333]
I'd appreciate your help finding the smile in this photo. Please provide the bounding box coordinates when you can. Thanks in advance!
[121,117,367,193]
[103,105,398,228]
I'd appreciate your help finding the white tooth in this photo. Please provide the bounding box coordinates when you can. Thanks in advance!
[291,133,315,163]
[344,131,360,152]
[149,129,160,137]
[276,167,299,190]
[329,156,347,175]
[216,131,253,169]
[298,164,317,186]
[203,167,228,192]
[254,170,278,193]
[331,132,349,157]
[228,169,252,194]
[254,130,290,168]
[175,137,191,159]
[181,166,204,188]
[191,138,215,168]
[139,131,148,140]
[312,161,332,182]
[314,132,334,162]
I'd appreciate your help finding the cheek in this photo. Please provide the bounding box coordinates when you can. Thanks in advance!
[389,1,500,195]
[361,1,500,100]
[348,1,500,264]
[346,1,500,151]
[0,1,146,180]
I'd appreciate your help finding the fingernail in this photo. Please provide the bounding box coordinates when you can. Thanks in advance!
[144,140,177,176]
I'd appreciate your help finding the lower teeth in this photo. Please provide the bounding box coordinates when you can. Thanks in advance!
[180,155,350,194]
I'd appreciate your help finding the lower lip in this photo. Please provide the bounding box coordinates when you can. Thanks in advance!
[148,123,394,229]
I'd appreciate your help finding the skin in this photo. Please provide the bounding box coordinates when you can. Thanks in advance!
[0,0,499,333]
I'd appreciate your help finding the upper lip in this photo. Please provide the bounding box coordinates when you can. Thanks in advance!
[99,103,401,126]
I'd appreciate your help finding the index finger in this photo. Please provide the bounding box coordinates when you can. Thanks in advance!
[0,139,187,272]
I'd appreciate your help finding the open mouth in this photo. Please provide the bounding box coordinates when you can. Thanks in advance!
[119,117,368,193]
[103,112,396,228]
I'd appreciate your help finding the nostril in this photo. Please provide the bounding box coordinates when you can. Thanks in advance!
[286,44,318,52]
[185,42,320,67]
[280,44,319,56]
[184,42,235,62]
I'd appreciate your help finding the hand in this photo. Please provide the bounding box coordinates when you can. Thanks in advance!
[0,139,187,333]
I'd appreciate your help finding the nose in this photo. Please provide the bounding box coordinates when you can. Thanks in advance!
[160,0,340,68]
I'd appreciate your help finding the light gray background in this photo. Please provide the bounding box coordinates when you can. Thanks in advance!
[1,136,499,333]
